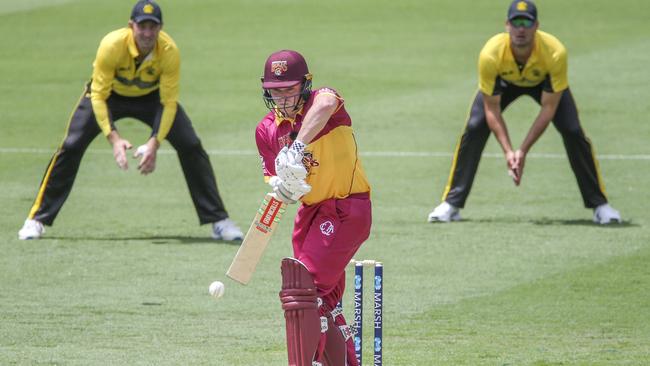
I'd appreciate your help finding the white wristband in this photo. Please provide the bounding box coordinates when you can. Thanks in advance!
[290,139,306,154]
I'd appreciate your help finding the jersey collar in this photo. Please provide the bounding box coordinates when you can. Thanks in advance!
[126,28,157,61]
[504,32,539,70]
[126,28,140,59]
[274,105,305,126]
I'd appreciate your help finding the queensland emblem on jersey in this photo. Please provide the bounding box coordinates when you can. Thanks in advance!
[271,60,288,76]
[277,133,292,148]
[302,151,319,174]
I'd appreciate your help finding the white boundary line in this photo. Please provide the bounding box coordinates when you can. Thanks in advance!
[1,147,649,160]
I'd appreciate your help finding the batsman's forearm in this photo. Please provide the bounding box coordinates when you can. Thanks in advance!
[296,115,328,144]
[296,94,338,144]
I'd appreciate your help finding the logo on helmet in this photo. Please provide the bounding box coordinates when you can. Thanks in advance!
[516,1,528,11]
[143,4,154,14]
[271,61,288,76]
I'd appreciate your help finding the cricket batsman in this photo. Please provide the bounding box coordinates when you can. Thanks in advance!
[255,50,372,365]
[18,0,242,241]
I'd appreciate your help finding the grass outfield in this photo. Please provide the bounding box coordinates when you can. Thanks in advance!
[1,0,649,365]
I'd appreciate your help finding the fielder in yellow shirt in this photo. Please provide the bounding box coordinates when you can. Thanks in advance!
[428,0,621,225]
[18,0,243,241]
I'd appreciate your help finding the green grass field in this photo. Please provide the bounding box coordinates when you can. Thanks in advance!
[2,0,649,365]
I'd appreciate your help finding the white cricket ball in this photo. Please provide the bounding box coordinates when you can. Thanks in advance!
[208,281,225,299]
[135,145,149,157]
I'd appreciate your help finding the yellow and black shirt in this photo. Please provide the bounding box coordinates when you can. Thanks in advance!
[478,30,568,96]
[90,27,180,142]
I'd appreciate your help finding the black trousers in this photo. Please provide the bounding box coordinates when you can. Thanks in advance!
[442,86,608,209]
[28,87,229,225]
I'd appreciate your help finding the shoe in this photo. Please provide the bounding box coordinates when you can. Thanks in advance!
[18,219,45,240]
[212,218,244,241]
[593,203,621,224]
[427,202,461,222]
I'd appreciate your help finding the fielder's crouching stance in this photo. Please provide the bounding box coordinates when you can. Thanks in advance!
[17,0,242,241]
[428,0,621,224]
[255,50,372,365]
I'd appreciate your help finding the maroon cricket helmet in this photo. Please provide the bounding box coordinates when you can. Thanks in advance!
[262,50,310,89]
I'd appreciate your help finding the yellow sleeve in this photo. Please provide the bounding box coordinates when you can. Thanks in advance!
[549,46,568,93]
[155,46,180,142]
[478,51,498,96]
[90,40,118,136]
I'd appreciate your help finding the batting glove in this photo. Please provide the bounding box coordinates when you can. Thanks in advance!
[268,175,311,204]
[275,141,308,183]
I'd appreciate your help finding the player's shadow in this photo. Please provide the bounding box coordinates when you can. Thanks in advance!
[531,218,637,228]
[46,235,241,245]
[462,217,637,228]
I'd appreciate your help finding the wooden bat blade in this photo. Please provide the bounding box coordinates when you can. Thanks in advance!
[226,193,286,285]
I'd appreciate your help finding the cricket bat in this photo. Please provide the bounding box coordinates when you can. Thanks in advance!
[226,193,287,285]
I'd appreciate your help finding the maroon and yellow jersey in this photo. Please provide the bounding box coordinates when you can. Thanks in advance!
[255,88,371,205]
[478,30,568,95]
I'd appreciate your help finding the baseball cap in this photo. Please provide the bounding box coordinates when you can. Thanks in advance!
[262,50,310,89]
[507,0,537,21]
[131,0,163,24]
